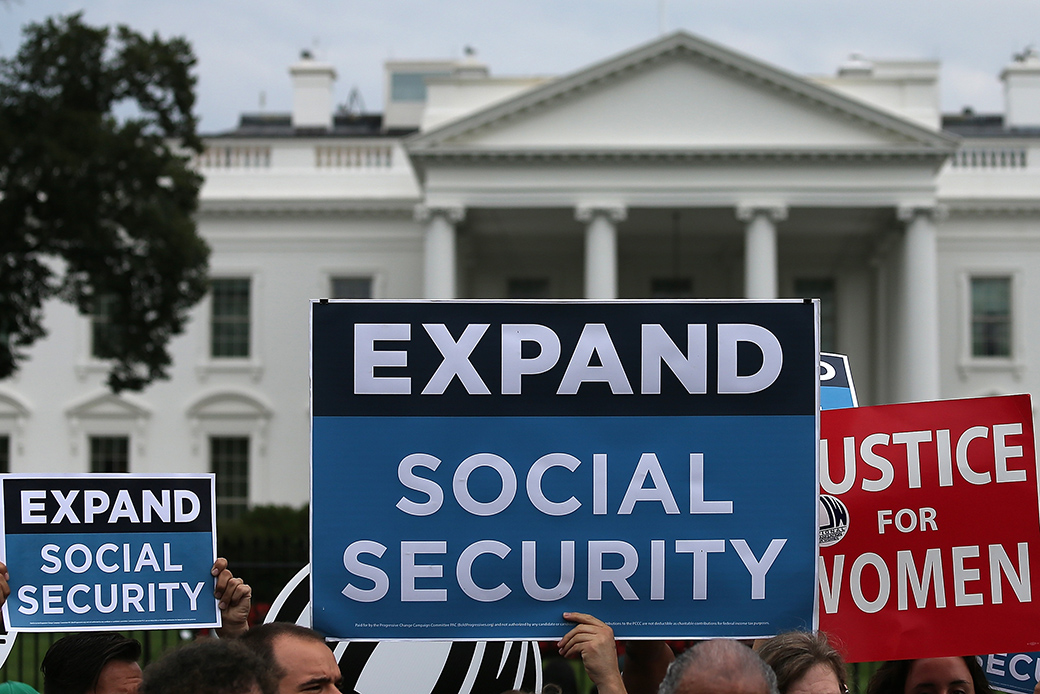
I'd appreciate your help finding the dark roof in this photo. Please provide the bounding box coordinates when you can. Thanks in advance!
[943,111,1040,138]
[204,112,418,138]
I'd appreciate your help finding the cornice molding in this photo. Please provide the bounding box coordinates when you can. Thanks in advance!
[407,147,953,164]
[198,199,418,217]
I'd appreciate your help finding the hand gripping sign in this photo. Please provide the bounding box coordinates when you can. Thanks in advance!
[0,474,219,631]
[817,395,1040,662]
[310,299,820,641]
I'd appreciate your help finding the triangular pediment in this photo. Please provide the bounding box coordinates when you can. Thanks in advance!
[65,391,151,420]
[186,389,272,420]
[409,31,956,156]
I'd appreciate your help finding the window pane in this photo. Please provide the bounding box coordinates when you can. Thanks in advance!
[211,436,249,521]
[331,277,373,299]
[794,278,837,353]
[211,278,251,358]
[0,435,9,474]
[971,276,1011,357]
[90,436,129,473]
[92,293,123,359]
[507,278,550,299]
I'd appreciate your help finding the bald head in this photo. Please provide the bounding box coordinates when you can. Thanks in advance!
[660,639,779,694]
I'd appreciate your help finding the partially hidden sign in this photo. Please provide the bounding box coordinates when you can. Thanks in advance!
[818,395,1040,661]
[0,474,219,631]
[310,300,820,641]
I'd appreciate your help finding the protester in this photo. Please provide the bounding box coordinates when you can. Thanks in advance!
[658,639,779,694]
[40,632,143,694]
[237,622,342,694]
[867,657,992,694]
[0,557,251,694]
[139,639,275,694]
[755,631,847,694]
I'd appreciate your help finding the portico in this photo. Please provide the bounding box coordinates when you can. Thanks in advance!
[408,32,955,405]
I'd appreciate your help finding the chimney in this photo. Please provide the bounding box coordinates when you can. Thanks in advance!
[1002,47,1040,129]
[290,50,337,130]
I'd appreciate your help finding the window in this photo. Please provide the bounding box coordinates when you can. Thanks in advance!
[331,277,373,299]
[90,435,129,473]
[507,278,550,299]
[211,278,251,358]
[0,435,9,474]
[971,276,1012,357]
[794,278,837,353]
[91,293,123,359]
[390,71,450,102]
[651,278,693,299]
[211,436,249,521]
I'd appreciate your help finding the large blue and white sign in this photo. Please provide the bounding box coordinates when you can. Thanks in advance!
[311,300,820,641]
[0,474,219,631]
[980,653,1040,694]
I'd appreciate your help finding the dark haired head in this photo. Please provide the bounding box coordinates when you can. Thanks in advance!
[237,622,327,680]
[867,657,991,694]
[757,630,847,694]
[41,632,141,694]
[140,639,275,694]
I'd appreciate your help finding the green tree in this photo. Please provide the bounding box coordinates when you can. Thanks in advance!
[0,13,209,391]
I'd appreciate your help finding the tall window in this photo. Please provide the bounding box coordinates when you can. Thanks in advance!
[90,435,129,473]
[330,277,373,299]
[211,278,251,358]
[91,293,123,359]
[0,435,9,474]
[211,436,250,521]
[795,278,837,353]
[971,276,1012,357]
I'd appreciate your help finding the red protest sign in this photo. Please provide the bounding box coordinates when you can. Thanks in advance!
[817,394,1040,662]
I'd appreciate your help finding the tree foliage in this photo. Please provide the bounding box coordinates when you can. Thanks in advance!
[0,13,209,391]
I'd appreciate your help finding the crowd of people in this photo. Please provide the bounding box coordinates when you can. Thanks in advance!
[0,559,1016,694]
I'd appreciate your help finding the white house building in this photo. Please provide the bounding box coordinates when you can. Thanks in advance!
[2,31,1038,514]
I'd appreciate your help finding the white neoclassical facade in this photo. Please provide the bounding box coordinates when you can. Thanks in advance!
[3,31,1039,511]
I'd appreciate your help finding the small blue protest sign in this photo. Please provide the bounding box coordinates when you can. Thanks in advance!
[820,352,857,411]
[979,653,1040,694]
[0,474,219,631]
[310,300,820,641]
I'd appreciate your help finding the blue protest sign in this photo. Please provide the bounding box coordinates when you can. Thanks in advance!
[820,352,857,411]
[310,300,819,641]
[0,474,219,631]
[980,653,1040,694]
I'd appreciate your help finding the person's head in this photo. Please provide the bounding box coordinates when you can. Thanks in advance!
[868,657,991,694]
[756,631,847,694]
[41,632,142,694]
[140,639,275,694]
[238,622,342,694]
[660,639,779,694]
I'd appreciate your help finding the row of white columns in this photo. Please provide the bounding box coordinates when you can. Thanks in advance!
[417,203,941,402]
[419,203,807,301]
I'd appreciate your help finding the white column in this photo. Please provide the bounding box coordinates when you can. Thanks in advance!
[576,205,626,299]
[737,205,786,299]
[416,205,464,299]
[895,205,943,403]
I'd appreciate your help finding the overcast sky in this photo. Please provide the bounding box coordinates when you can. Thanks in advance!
[2,0,1039,133]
